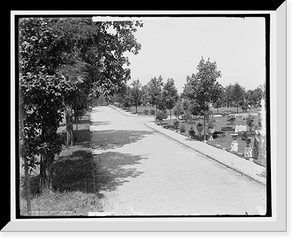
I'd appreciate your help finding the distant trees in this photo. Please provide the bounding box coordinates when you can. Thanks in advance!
[231,83,245,113]
[147,76,164,113]
[141,84,150,105]
[130,79,143,113]
[223,83,263,112]
[116,76,179,118]
[162,78,179,119]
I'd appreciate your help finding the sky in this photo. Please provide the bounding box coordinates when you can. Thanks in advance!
[125,17,266,93]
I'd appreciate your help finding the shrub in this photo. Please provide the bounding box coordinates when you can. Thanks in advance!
[143,109,149,115]
[221,126,235,132]
[173,102,184,118]
[241,131,248,140]
[150,109,155,115]
[183,110,192,123]
[227,114,236,124]
[213,131,225,138]
[196,122,202,127]
[156,110,168,124]
[156,110,167,119]
[246,114,255,129]
[189,126,195,137]
[180,123,186,133]
[173,119,180,129]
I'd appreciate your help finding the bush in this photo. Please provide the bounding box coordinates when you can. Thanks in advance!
[150,109,155,115]
[189,127,195,137]
[156,110,168,122]
[246,114,255,128]
[173,102,184,118]
[143,109,149,115]
[180,123,186,133]
[221,126,235,132]
[183,110,192,122]
[172,119,180,129]
[227,114,236,124]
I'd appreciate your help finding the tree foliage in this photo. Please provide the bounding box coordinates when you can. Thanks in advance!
[182,57,222,140]
[147,76,163,111]
[183,57,222,113]
[130,79,143,113]
[19,17,143,193]
[231,83,245,113]
[162,78,179,118]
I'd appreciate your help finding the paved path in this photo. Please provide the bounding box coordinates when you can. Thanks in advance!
[90,106,266,216]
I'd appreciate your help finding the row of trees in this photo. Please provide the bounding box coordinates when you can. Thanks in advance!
[19,17,143,212]
[111,57,263,120]
[221,83,264,113]
[112,76,179,118]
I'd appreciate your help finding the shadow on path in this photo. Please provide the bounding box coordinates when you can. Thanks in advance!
[94,151,146,192]
[92,129,154,150]
[91,129,153,192]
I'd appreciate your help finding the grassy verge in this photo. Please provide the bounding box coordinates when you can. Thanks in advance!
[20,110,104,216]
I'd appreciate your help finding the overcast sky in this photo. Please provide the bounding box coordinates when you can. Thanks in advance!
[126,17,266,93]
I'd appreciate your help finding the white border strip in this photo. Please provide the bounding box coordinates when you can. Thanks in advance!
[6,6,286,231]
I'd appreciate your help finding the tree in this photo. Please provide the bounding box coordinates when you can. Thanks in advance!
[173,101,184,119]
[123,86,132,110]
[183,57,222,140]
[231,83,245,113]
[213,84,225,113]
[147,76,163,113]
[19,17,143,210]
[141,84,150,106]
[162,78,179,119]
[224,84,234,107]
[130,79,142,113]
[155,110,168,125]
[19,18,77,199]
[246,86,263,107]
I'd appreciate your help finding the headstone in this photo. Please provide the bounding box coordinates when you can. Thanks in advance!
[244,146,252,157]
[230,134,239,152]
[235,125,247,133]
[244,137,252,158]
[230,141,238,152]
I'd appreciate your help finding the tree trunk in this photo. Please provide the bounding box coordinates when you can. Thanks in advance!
[170,109,172,119]
[40,155,53,191]
[136,103,138,114]
[74,103,78,131]
[236,104,239,113]
[76,115,78,131]
[23,156,31,214]
[65,107,74,147]
[203,112,206,141]
[20,103,31,214]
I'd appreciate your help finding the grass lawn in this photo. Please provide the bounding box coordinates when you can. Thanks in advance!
[210,106,262,115]
[158,112,266,167]
[20,110,104,216]
[125,105,175,118]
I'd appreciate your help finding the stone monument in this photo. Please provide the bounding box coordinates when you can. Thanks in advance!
[230,133,239,152]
